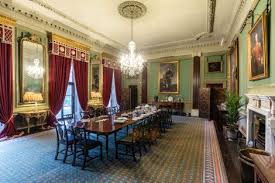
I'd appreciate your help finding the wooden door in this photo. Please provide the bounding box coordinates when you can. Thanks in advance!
[199,88,211,120]
[129,85,138,110]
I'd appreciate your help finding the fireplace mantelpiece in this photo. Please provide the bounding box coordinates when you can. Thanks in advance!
[246,94,275,154]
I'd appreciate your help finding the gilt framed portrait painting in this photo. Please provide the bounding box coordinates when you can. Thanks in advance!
[248,11,268,81]
[158,61,179,93]
[207,61,223,73]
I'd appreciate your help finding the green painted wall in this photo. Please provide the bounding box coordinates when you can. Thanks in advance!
[239,0,275,96]
[147,59,193,102]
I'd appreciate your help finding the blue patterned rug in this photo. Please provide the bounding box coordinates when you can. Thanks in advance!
[0,117,227,183]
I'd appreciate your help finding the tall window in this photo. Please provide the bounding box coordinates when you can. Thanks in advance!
[57,66,75,119]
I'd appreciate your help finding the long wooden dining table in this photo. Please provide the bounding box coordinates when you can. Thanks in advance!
[77,110,160,159]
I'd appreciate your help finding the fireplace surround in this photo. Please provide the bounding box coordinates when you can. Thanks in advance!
[246,94,275,154]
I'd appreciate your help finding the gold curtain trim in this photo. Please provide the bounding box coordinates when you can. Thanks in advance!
[0,15,16,26]
[50,34,90,51]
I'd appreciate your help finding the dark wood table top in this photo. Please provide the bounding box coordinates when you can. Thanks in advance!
[76,111,160,135]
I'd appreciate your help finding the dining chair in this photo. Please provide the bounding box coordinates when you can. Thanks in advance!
[145,115,160,144]
[115,123,143,161]
[54,119,74,163]
[139,117,152,152]
[72,127,103,170]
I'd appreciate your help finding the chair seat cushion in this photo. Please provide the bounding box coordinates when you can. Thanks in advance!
[59,134,74,145]
[117,134,135,144]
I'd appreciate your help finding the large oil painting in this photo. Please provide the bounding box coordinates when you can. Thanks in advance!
[20,38,45,104]
[91,64,100,92]
[158,61,179,93]
[248,11,268,81]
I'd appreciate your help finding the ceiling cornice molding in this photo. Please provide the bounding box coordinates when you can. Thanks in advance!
[141,0,217,51]
[0,0,120,54]
[143,40,227,60]
[226,0,254,46]
[29,0,124,49]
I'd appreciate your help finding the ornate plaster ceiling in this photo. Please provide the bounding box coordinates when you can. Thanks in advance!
[10,0,242,52]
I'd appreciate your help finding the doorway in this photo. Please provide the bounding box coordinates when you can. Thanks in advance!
[129,85,138,110]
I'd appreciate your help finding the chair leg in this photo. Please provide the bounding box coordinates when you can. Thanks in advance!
[55,143,59,160]
[132,145,136,162]
[143,142,147,152]
[70,145,73,152]
[72,145,77,166]
[115,143,119,159]
[63,145,68,163]
[100,144,103,160]
[82,149,87,170]
[138,143,142,157]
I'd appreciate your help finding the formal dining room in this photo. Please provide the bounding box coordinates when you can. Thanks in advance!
[0,0,275,183]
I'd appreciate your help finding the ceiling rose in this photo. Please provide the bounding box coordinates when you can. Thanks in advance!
[118,1,147,19]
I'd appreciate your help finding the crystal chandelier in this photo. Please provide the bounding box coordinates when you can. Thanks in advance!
[118,1,146,77]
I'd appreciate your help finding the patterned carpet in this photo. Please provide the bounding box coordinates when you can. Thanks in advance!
[0,117,227,183]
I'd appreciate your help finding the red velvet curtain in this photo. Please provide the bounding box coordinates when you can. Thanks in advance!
[0,42,15,138]
[73,60,88,111]
[48,54,71,126]
[114,69,122,105]
[103,67,113,107]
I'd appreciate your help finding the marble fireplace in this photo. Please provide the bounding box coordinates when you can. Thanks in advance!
[246,94,275,154]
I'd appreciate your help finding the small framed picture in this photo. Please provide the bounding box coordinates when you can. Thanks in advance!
[207,61,223,73]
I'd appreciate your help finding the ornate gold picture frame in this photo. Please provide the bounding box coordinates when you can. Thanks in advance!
[158,61,179,94]
[19,34,46,104]
[248,11,268,81]
[207,61,223,73]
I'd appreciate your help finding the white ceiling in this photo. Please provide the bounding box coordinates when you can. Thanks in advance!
[13,0,241,50]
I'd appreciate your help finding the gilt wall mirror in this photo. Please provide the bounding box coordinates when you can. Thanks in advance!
[19,35,46,104]
[91,63,100,93]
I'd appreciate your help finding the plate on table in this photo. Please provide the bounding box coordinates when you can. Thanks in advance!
[114,119,126,123]
[168,96,173,102]
[121,113,128,117]
[118,117,128,120]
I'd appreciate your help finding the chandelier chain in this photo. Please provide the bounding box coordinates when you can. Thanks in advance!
[131,17,133,41]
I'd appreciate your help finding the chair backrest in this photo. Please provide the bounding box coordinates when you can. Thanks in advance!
[80,111,90,119]
[55,119,73,143]
[132,122,143,142]
[74,127,88,145]
[88,107,95,118]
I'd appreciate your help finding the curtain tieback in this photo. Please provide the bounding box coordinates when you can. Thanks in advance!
[49,110,56,116]
[6,115,14,124]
